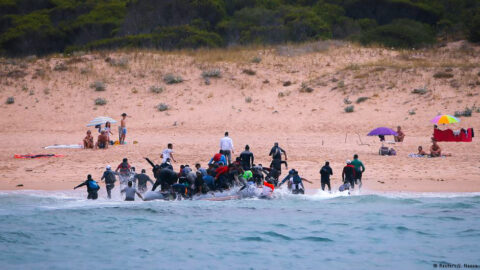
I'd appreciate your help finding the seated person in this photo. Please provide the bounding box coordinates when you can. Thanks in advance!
[417,146,427,156]
[394,126,405,142]
[83,130,94,149]
[96,131,109,149]
[430,140,441,157]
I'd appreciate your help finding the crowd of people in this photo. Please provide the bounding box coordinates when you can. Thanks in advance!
[74,131,368,200]
[83,113,127,149]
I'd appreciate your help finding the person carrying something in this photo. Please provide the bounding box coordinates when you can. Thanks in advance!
[101,165,117,199]
[319,161,333,192]
[74,174,100,200]
[342,160,356,190]
[239,145,254,170]
[121,181,143,201]
[219,131,234,165]
[279,169,312,194]
[135,169,154,193]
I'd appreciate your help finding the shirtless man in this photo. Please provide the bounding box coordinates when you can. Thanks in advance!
[83,130,94,149]
[120,113,127,144]
[430,140,441,157]
[395,126,405,142]
[96,131,109,149]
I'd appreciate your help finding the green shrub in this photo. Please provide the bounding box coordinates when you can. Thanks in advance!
[345,105,354,113]
[94,98,107,106]
[150,86,164,94]
[6,96,14,104]
[242,69,256,75]
[433,72,454,79]
[202,69,222,78]
[53,62,67,71]
[356,96,369,104]
[412,87,428,94]
[455,107,473,117]
[251,56,261,63]
[163,74,183,84]
[245,96,252,103]
[90,81,106,91]
[359,19,435,48]
[157,103,169,111]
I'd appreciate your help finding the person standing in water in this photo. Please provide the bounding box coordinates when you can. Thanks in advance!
[319,161,333,192]
[120,113,127,144]
[351,154,365,189]
[342,160,356,190]
[239,145,254,170]
[219,131,234,165]
[74,174,100,200]
[101,165,117,199]
[121,181,143,201]
[135,169,154,193]
[161,143,176,163]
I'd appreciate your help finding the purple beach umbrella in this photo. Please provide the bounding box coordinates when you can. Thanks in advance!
[367,127,398,136]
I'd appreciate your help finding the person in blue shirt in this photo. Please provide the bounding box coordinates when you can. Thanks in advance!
[74,174,100,200]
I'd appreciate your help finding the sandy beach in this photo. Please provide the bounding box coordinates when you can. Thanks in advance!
[1,41,479,192]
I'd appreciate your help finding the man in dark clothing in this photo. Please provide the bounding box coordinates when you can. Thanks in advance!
[74,174,100,200]
[135,169,154,193]
[342,160,356,190]
[239,145,254,170]
[269,142,287,161]
[101,165,117,199]
[319,161,333,192]
[152,168,179,191]
[269,159,288,177]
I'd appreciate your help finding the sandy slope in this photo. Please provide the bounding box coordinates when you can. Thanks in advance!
[1,41,479,192]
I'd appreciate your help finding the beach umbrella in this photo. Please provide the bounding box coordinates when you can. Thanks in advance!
[430,114,460,125]
[367,127,398,136]
[86,116,117,127]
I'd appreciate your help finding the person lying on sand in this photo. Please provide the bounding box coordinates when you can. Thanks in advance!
[83,130,94,149]
[95,131,109,149]
[417,146,427,156]
[430,140,442,157]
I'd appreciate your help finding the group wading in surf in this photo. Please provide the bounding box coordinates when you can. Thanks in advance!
[74,132,366,200]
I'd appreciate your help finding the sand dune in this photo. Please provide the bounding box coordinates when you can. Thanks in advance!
[1,41,479,191]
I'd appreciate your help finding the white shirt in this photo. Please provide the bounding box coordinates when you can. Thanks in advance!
[162,148,173,163]
[220,136,234,151]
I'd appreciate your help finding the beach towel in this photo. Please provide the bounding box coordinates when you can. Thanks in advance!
[408,154,446,158]
[44,144,83,149]
[14,154,64,159]
[433,128,473,142]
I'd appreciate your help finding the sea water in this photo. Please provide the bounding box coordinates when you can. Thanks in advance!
[0,189,479,270]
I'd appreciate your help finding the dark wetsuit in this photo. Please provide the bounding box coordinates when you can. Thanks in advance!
[239,150,254,170]
[270,159,288,176]
[319,165,333,191]
[135,173,154,193]
[342,165,356,189]
[269,146,285,160]
[152,168,178,191]
[101,170,116,199]
[75,180,99,200]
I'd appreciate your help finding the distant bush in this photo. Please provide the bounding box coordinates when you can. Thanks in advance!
[299,82,314,93]
[359,19,436,48]
[344,97,352,104]
[150,86,164,94]
[345,105,354,113]
[409,109,416,115]
[6,97,14,104]
[356,96,369,104]
[245,96,252,103]
[251,56,262,63]
[53,62,67,71]
[433,72,454,79]
[242,69,256,75]
[107,57,128,67]
[95,98,107,106]
[412,87,428,94]
[202,69,222,78]
[157,103,169,111]
[163,74,183,84]
[455,107,473,117]
[90,81,106,91]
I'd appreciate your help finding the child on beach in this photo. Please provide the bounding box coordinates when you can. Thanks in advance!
[83,130,94,149]
[120,113,127,144]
